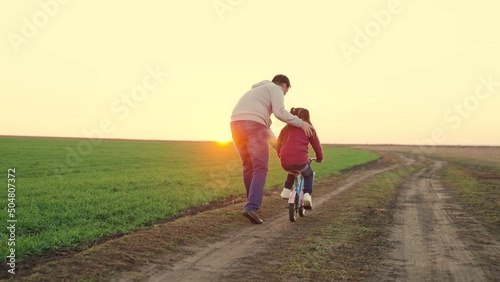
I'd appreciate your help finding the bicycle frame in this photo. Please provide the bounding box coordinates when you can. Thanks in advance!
[287,158,315,222]
[288,172,304,206]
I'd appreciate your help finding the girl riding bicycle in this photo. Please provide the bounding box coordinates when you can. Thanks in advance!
[276,107,323,209]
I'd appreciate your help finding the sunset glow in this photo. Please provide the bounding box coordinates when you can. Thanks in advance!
[2,1,500,145]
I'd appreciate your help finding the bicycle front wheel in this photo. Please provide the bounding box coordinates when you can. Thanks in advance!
[288,203,296,222]
[289,194,297,222]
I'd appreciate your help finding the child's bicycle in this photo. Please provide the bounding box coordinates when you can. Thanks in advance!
[287,158,316,222]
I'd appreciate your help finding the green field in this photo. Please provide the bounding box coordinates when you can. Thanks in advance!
[0,137,379,259]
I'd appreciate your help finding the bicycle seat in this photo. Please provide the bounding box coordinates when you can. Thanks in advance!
[288,170,302,176]
[287,164,309,176]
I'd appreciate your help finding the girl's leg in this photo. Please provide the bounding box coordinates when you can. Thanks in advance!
[303,174,314,194]
[302,164,314,195]
[284,173,295,189]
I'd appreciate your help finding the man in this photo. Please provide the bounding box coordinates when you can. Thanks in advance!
[230,74,314,224]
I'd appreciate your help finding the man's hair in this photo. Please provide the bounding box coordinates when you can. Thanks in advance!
[272,74,291,88]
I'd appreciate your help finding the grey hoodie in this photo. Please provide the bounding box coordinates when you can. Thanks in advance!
[231,80,303,129]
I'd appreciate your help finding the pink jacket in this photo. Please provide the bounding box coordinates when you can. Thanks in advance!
[276,125,323,165]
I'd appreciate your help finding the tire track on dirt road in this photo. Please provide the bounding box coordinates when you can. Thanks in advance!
[144,155,414,282]
[371,158,500,282]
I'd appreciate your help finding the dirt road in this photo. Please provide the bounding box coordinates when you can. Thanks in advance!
[138,154,500,282]
[371,159,500,281]
[143,155,406,281]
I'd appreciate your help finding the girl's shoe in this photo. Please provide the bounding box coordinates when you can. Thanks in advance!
[304,193,313,209]
[280,188,291,199]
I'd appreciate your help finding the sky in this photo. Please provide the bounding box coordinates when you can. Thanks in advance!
[1,0,500,146]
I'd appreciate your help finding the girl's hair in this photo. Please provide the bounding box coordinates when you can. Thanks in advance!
[290,107,312,126]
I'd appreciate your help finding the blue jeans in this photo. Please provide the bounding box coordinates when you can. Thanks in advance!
[282,163,314,194]
[230,121,269,211]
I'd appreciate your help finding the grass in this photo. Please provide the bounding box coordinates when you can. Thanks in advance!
[440,162,500,232]
[0,137,379,259]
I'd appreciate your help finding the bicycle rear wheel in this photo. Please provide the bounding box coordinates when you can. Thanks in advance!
[299,205,306,217]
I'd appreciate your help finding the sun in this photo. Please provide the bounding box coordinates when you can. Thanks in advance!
[215,137,232,147]
[216,140,232,147]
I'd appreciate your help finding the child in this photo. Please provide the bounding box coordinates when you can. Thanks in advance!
[276,107,323,209]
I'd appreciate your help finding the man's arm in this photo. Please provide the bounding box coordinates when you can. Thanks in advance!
[269,86,315,137]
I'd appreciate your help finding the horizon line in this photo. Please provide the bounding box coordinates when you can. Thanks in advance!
[1,134,499,148]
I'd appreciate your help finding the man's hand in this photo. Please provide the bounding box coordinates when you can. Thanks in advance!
[267,128,277,149]
[300,122,314,137]
[268,136,277,150]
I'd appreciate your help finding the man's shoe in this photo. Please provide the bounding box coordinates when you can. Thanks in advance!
[243,209,263,224]
[303,193,313,210]
[280,188,291,199]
